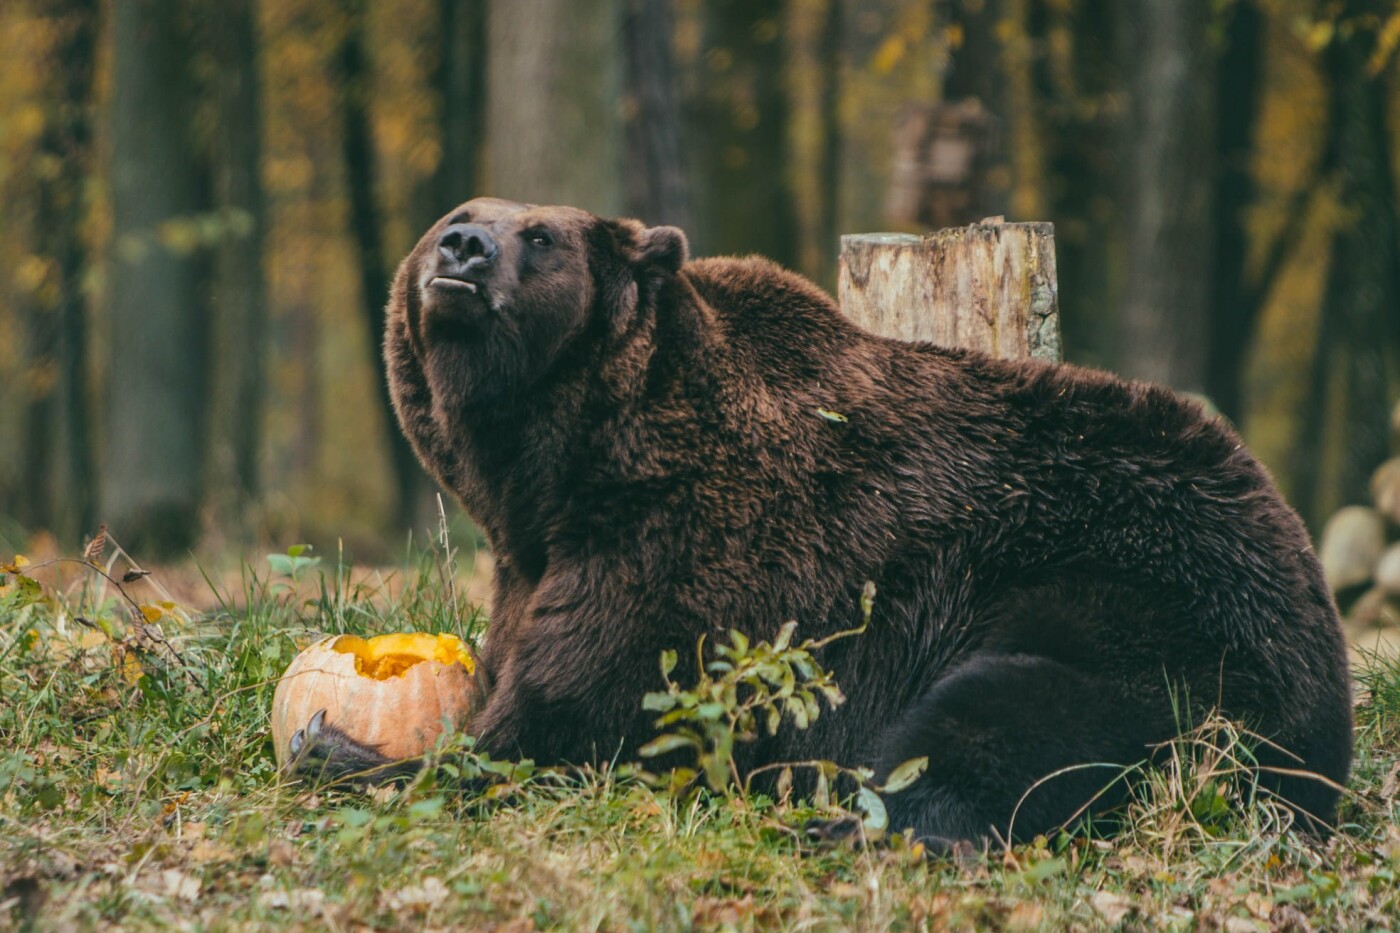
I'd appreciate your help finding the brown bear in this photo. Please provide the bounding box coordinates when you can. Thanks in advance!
[308,197,1353,846]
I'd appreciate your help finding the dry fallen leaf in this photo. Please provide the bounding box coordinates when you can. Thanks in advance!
[118,647,145,685]
[267,838,296,867]
[257,887,326,915]
[1244,891,1273,920]
[83,526,107,564]
[381,876,449,913]
[1090,891,1134,926]
[1121,854,1151,875]
[492,919,536,933]
[1004,901,1045,931]
[1381,761,1400,800]
[158,869,201,903]
[189,839,236,865]
[692,895,756,927]
[826,882,864,899]
[1270,903,1313,933]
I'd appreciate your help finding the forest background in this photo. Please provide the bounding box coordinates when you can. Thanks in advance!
[0,0,1397,569]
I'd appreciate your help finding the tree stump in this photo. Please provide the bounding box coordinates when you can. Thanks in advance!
[837,220,1062,364]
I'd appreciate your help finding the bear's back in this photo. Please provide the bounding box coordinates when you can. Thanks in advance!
[677,254,1334,659]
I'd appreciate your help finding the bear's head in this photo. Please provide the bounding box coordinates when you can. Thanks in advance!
[392,197,688,406]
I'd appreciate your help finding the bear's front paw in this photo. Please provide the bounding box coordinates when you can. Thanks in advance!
[284,709,416,785]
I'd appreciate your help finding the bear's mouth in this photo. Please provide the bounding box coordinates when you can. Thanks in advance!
[429,276,481,295]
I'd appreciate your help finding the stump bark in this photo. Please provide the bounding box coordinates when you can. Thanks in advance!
[837,220,1062,363]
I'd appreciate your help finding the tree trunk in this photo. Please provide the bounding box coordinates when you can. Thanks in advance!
[21,0,99,542]
[433,0,488,210]
[942,0,1004,107]
[21,279,57,533]
[206,0,270,532]
[337,0,426,534]
[487,0,624,214]
[695,0,797,266]
[813,0,842,286]
[1117,0,1214,392]
[833,0,893,241]
[941,0,1012,221]
[1293,0,1400,525]
[623,0,691,229]
[20,0,99,540]
[106,0,209,556]
[1204,0,1264,423]
[1033,0,1120,368]
[1291,298,1334,530]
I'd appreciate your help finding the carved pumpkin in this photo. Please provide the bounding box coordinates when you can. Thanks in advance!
[270,632,476,771]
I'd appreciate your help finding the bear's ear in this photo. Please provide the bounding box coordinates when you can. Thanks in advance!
[633,225,688,273]
[608,219,689,274]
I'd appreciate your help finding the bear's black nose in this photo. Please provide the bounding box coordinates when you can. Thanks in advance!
[437,223,498,270]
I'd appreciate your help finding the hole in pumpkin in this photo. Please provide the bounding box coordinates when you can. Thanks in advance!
[331,632,475,680]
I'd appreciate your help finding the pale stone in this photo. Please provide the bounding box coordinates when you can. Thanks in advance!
[1375,544,1400,596]
[1371,458,1400,525]
[1319,506,1384,591]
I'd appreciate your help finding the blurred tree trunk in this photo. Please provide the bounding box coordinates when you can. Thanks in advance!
[833,0,892,241]
[813,0,842,285]
[1205,0,1264,423]
[106,0,209,556]
[943,0,1003,107]
[1117,0,1214,392]
[696,0,796,266]
[433,0,488,211]
[337,0,425,534]
[206,0,270,533]
[1292,0,1400,524]
[22,0,99,542]
[1035,0,1120,368]
[942,0,1011,221]
[487,0,624,214]
[623,0,691,229]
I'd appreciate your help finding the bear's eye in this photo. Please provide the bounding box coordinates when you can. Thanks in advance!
[525,229,553,248]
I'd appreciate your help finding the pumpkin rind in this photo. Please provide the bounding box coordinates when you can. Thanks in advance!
[270,633,476,769]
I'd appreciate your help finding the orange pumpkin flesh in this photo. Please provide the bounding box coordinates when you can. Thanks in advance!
[332,632,475,679]
[271,632,476,770]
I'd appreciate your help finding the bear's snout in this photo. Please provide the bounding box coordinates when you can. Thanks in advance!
[436,223,499,280]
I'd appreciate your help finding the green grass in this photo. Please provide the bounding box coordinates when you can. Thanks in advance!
[2,547,1399,931]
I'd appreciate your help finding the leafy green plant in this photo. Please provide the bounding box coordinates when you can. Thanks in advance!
[639,619,847,793]
[638,582,928,836]
[410,731,539,800]
[265,543,321,582]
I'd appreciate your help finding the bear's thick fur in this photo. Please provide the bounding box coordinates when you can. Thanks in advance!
[372,197,1350,844]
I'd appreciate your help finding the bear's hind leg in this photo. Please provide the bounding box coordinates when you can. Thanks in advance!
[872,653,1167,849]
